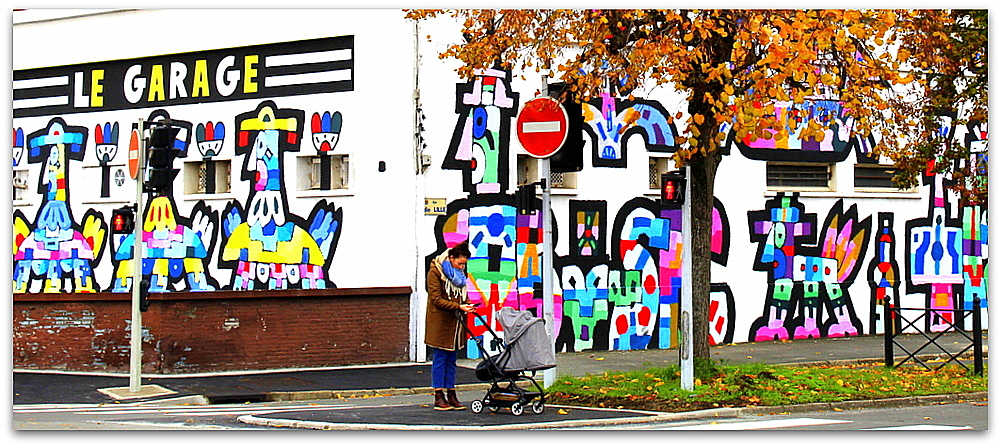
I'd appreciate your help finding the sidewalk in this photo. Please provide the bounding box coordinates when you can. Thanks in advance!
[13,332,987,429]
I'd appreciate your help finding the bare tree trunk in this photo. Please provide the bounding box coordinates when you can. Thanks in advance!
[688,149,722,362]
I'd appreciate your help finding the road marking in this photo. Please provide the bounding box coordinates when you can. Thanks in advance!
[15,403,347,414]
[863,425,972,430]
[667,418,853,430]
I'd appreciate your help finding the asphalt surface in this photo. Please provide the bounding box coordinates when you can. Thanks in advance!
[13,332,988,429]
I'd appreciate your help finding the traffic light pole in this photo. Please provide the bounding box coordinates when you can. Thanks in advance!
[679,165,694,391]
[129,119,146,393]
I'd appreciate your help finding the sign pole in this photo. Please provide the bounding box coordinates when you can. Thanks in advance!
[680,164,694,391]
[129,119,145,393]
[540,79,557,389]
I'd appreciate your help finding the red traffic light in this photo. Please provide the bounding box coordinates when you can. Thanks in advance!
[660,170,686,205]
[110,206,135,234]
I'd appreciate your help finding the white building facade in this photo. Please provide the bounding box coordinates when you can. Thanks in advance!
[12,10,987,366]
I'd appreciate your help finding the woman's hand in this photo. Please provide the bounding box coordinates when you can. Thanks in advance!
[459,304,476,313]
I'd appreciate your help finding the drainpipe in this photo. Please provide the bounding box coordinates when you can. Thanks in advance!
[411,18,426,363]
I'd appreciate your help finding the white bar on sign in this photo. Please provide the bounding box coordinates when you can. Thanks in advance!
[265,49,352,67]
[264,69,352,87]
[522,121,561,133]
[14,76,69,89]
[14,96,69,109]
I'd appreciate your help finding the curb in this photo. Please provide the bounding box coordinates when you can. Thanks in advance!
[236,391,988,430]
[259,354,984,402]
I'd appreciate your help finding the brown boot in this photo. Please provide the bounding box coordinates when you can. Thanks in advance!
[433,389,453,411]
[446,389,466,410]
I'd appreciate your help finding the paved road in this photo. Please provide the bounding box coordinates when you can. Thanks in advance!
[571,401,988,430]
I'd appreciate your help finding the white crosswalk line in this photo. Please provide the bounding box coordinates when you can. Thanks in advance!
[863,425,972,430]
[667,418,853,430]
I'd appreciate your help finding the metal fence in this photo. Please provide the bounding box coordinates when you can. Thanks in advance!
[883,296,984,376]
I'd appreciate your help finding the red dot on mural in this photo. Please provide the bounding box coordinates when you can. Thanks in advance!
[638,306,651,326]
[643,275,657,295]
[825,267,831,275]
[813,265,819,272]
[615,314,628,335]
[800,264,806,271]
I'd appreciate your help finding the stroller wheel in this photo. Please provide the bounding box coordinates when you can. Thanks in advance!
[470,400,484,414]
[531,400,545,414]
[510,402,524,416]
[488,406,500,413]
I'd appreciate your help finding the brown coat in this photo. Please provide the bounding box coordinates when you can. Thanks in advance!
[424,253,469,351]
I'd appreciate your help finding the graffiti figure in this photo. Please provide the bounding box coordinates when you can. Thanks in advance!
[867,213,902,334]
[221,101,342,290]
[109,113,219,293]
[13,118,106,293]
[441,68,519,194]
[748,193,871,341]
[734,99,854,163]
[94,122,119,198]
[582,93,678,168]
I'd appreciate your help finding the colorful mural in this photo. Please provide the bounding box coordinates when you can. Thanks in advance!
[429,72,739,357]
[219,101,343,290]
[93,122,120,198]
[733,99,855,162]
[13,118,107,293]
[747,194,871,341]
[441,68,519,194]
[109,111,219,293]
[582,93,678,168]
[867,213,902,334]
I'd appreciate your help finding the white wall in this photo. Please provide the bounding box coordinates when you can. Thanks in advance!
[12,10,987,361]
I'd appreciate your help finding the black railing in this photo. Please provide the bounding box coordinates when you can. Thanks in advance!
[883,296,984,375]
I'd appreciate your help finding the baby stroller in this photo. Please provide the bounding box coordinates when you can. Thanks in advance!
[461,306,557,416]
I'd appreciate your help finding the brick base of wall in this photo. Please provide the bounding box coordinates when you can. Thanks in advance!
[13,287,413,374]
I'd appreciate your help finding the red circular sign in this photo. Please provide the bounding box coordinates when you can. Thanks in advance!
[128,128,140,179]
[516,96,568,158]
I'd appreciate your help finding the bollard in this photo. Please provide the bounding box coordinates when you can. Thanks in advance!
[972,295,983,376]
[883,296,893,368]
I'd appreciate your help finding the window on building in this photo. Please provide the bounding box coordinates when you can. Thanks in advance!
[518,154,575,189]
[13,169,30,202]
[854,164,908,190]
[765,162,834,190]
[297,154,350,191]
[549,170,577,189]
[183,160,231,195]
[649,156,673,189]
[517,154,538,187]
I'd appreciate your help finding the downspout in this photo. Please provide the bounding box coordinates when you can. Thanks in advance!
[410,17,427,363]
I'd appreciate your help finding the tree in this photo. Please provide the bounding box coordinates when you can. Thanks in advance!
[888,9,987,206]
[406,9,927,368]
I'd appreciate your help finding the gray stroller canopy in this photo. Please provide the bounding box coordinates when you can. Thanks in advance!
[496,307,556,372]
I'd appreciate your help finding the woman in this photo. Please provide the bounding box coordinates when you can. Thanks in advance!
[424,241,476,411]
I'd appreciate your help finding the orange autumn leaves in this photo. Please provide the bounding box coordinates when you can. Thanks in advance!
[406,9,956,168]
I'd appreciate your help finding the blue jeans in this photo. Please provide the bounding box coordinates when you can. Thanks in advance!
[431,348,457,389]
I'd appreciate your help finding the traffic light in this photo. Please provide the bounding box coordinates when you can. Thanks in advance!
[110,206,136,234]
[516,183,537,215]
[547,82,584,173]
[139,279,151,312]
[660,170,686,205]
[144,124,181,195]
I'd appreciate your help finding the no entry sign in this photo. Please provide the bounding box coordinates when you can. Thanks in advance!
[128,128,140,179]
[516,96,568,158]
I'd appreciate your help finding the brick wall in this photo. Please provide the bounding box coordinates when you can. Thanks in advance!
[13,287,413,374]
